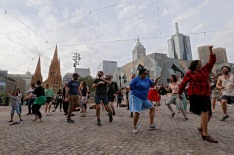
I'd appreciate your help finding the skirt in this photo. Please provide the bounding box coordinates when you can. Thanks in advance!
[189,95,212,116]
[148,89,160,101]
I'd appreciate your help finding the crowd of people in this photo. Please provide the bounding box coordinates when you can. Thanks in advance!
[6,46,234,144]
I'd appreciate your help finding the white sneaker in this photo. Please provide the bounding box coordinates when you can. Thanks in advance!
[133,127,138,134]
[149,124,159,130]
[229,104,233,107]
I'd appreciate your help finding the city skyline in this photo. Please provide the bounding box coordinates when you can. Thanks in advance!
[0,0,234,78]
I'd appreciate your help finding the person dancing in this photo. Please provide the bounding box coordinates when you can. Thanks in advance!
[164,75,188,120]
[129,69,159,133]
[178,45,218,143]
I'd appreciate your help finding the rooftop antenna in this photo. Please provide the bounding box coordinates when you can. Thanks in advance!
[175,17,179,34]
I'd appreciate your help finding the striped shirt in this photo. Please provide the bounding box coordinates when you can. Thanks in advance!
[178,54,216,96]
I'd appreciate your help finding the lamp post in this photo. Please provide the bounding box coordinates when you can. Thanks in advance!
[73,52,81,73]
[119,75,121,88]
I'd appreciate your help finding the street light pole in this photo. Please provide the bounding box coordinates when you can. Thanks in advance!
[73,52,81,73]
[119,75,121,88]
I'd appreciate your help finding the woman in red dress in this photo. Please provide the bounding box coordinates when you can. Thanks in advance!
[148,80,161,110]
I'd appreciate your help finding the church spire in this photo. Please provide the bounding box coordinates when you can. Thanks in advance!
[35,56,41,75]
[52,45,58,62]
[31,56,43,84]
[56,58,61,75]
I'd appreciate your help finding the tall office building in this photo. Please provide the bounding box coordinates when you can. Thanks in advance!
[167,22,193,60]
[97,60,118,76]
[132,38,146,61]
[197,45,228,64]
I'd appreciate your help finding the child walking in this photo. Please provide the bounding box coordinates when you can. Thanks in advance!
[8,91,23,122]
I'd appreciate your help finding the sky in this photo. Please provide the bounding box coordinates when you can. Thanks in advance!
[0,0,234,78]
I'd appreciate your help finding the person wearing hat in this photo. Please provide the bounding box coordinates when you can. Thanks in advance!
[216,65,234,121]
[65,73,82,123]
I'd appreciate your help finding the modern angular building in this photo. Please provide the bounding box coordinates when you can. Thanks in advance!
[198,45,228,64]
[167,22,193,60]
[113,52,234,87]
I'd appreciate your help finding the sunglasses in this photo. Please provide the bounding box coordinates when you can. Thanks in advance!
[143,72,148,75]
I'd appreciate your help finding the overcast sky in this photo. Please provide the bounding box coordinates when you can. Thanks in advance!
[0,0,233,78]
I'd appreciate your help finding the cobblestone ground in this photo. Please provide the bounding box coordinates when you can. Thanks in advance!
[0,101,234,155]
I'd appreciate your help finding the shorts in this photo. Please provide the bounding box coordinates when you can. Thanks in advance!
[108,95,115,102]
[189,95,212,116]
[222,95,234,104]
[94,95,109,105]
[80,96,87,107]
[211,90,221,99]
[129,95,154,113]
[46,97,53,103]
[11,105,20,114]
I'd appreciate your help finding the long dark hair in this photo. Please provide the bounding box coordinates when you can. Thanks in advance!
[189,60,200,71]
[171,74,177,82]
[82,81,87,91]
[139,68,147,75]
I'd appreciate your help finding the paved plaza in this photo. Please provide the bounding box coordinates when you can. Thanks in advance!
[0,102,234,155]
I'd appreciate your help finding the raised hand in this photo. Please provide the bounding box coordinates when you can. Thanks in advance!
[209,45,214,55]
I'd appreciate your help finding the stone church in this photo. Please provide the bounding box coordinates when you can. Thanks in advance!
[31,45,62,93]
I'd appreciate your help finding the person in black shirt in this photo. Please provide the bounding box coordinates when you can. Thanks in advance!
[24,80,46,123]
[52,89,63,112]
[107,77,118,115]
[92,71,113,126]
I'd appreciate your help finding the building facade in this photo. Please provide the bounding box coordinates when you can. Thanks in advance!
[168,22,193,60]
[75,68,90,77]
[8,75,26,96]
[0,70,8,94]
[97,60,118,76]
[18,71,33,91]
[63,73,73,84]
[113,52,234,87]
[198,45,228,64]
[132,38,146,61]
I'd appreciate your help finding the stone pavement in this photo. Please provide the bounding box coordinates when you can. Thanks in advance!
[0,102,234,155]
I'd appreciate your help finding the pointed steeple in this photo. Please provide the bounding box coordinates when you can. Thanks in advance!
[31,56,43,84]
[56,58,61,75]
[52,45,58,62]
[35,56,41,75]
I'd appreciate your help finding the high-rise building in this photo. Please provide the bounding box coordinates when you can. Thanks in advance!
[167,22,193,60]
[63,68,91,84]
[44,45,62,93]
[197,45,228,64]
[75,68,90,77]
[31,56,43,84]
[132,38,146,61]
[97,60,118,76]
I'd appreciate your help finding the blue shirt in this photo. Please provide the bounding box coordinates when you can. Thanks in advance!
[67,80,80,95]
[130,76,154,100]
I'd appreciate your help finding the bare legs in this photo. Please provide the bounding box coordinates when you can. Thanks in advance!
[133,106,155,127]
[211,98,216,112]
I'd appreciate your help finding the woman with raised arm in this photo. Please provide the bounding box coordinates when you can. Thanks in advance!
[178,45,218,143]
